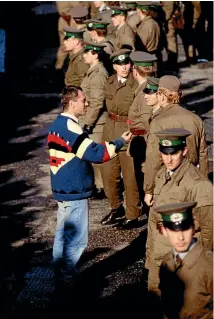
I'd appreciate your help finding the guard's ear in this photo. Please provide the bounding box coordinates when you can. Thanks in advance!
[182,146,188,157]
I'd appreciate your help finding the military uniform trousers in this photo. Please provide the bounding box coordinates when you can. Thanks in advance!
[101,118,141,220]
[56,16,70,69]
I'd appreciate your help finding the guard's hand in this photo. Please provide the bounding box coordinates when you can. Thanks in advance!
[144,193,153,207]
[121,131,132,143]
[83,124,93,135]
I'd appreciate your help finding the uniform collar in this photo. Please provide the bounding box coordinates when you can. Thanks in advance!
[69,48,84,62]
[157,158,190,185]
[87,62,102,76]
[173,239,197,261]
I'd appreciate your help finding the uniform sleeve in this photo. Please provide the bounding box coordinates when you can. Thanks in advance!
[120,26,135,50]
[190,180,213,249]
[198,125,208,177]
[84,72,108,127]
[194,206,213,250]
[143,132,162,194]
[192,1,201,28]
[128,93,152,130]
[72,133,125,163]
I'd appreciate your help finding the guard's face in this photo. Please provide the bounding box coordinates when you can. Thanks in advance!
[83,50,95,65]
[111,15,121,27]
[113,63,131,78]
[70,90,88,116]
[144,92,158,106]
[63,37,78,52]
[163,227,194,252]
[161,148,187,171]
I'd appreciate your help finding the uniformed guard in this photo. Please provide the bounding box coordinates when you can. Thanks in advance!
[136,2,161,56]
[63,27,89,86]
[127,52,158,217]
[110,6,136,50]
[145,128,213,295]
[100,49,141,230]
[84,19,115,55]
[143,75,208,209]
[128,51,158,132]
[123,1,141,32]
[55,1,73,70]
[157,201,213,319]
[80,41,109,199]
[70,6,91,42]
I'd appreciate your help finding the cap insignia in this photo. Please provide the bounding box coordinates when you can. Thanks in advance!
[88,23,93,28]
[112,10,115,14]
[170,213,183,223]
[118,54,125,61]
[162,139,172,147]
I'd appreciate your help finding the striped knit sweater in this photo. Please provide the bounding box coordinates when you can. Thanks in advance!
[47,113,125,201]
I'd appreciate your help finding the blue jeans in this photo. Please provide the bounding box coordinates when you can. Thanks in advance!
[53,199,89,278]
[0,29,6,73]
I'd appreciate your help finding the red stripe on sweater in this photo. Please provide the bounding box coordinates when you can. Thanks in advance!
[48,134,72,152]
[50,156,65,167]
[101,142,110,162]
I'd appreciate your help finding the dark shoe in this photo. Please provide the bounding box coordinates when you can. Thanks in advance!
[92,188,107,200]
[115,218,139,230]
[100,206,125,225]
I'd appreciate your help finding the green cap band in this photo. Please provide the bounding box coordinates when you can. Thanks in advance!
[162,211,189,223]
[64,32,83,39]
[112,53,130,63]
[112,9,126,15]
[146,84,158,91]
[87,22,107,29]
[160,138,186,147]
[134,61,153,66]
[137,5,150,10]
[84,45,103,51]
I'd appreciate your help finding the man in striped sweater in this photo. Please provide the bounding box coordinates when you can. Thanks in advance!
[48,85,132,283]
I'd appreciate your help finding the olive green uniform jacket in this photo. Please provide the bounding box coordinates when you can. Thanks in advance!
[143,104,208,195]
[115,23,136,50]
[126,11,141,32]
[160,243,213,319]
[128,81,152,131]
[103,73,138,147]
[146,159,213,293]
[80,62,108,127]
[65,48,89,86]
[136,15,160,53]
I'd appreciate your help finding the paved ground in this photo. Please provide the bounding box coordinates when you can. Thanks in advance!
[0,5,213,319]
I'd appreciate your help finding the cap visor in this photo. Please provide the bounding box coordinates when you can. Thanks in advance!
[113,58,130,65]
[163,220,193,231]
[159,145,184,155]
[143,88,157,94]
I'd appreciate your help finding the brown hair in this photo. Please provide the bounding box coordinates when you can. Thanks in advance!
[134,62,157,76]
[61,86,82,111]
[158,87,182,104]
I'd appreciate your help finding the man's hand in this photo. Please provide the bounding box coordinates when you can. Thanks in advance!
[121,131,132,143]
[144,193,153,207]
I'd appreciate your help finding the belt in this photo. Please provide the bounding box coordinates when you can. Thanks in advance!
[109,113,128,122]
[130,128,147,136]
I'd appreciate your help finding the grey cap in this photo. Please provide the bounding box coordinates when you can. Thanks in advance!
[130,51,157,66]
[136,1,154,9]
[154,128,191,154]
[71,6,88,18]
[63,27,85,39]
[154,201,196,231]
[159,75,181,92]
[84,19,109,29]
[83,41,106,52]
[143,77,159,94]
[111,49,131,64]
[110,6,129,16]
